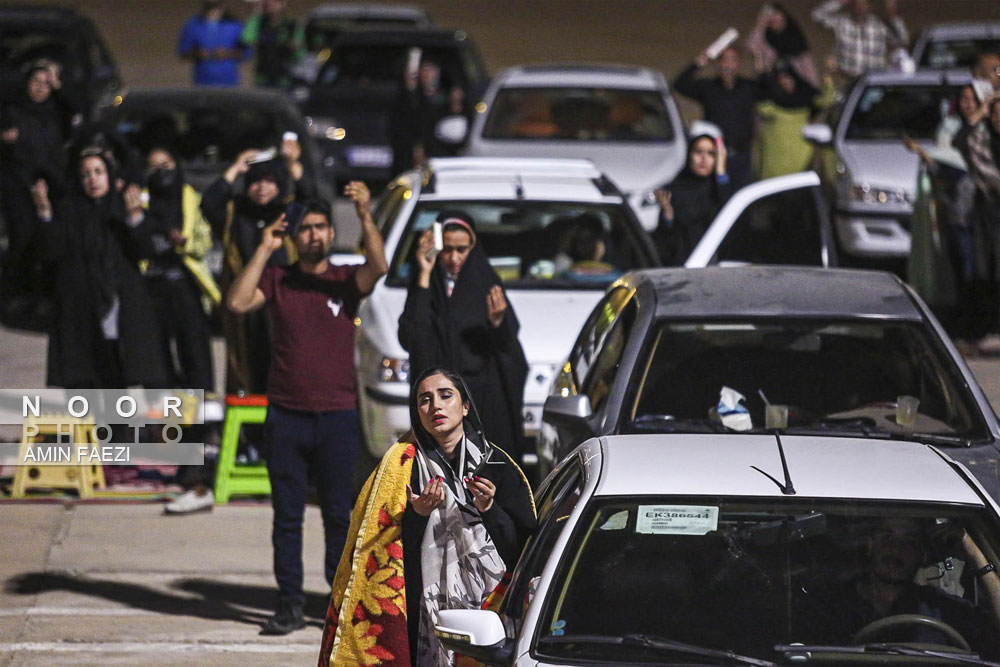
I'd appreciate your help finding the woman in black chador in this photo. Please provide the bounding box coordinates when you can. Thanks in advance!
[398,210,530,460]
[29,149,167,388]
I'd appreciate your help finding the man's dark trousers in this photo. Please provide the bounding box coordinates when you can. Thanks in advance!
[265,402,359,607]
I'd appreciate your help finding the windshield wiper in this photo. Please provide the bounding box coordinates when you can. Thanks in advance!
[539,633,776,665]
[775,643,1000,666]
[785,419,972,447]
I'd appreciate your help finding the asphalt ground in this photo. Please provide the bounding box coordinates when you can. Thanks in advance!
[5,1,1000,664]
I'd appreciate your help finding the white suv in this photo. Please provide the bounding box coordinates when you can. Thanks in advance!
[458,64,687,231]
[348,157,658,457]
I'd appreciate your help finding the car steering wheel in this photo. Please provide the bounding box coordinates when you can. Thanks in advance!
[851,613,971,651]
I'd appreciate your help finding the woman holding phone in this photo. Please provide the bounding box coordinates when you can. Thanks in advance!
[318,367,535,667]
[653,133,734,265]
[397,210,531,462]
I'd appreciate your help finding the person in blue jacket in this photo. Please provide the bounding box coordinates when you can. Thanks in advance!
[178,1,249,86]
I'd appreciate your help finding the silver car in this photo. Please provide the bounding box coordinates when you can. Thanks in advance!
[803,69,971,261]
[460,64,687,231]
[435,434,1000,665]
[541,267,1000,498]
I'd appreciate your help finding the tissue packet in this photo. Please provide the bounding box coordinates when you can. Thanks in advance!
[717,386,752,431]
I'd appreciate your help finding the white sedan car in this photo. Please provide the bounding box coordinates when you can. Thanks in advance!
[349,157,659,457]
[436,434,1000,665]
[460,64,688,231]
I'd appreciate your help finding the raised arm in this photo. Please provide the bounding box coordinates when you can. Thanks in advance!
[226,215,286,314]
[812,0,847,30]
[344,181,388,295]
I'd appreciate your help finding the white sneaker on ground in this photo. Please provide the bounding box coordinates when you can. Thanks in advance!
[164,489,214,515]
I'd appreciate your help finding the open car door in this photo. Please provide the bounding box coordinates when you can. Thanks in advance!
[685,171,835,268]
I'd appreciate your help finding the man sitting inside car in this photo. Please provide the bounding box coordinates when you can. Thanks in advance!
[798,517,1000,657]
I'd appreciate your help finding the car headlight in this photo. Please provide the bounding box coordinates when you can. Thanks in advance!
[304,116,346,141]
[378,357,410,383]
[848,183,910,206]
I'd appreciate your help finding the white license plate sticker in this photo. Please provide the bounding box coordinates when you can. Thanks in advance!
[636,505,719,535]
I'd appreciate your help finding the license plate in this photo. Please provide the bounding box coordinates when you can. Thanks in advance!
[347,146,393,168]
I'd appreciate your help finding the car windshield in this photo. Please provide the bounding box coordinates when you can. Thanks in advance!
[482,87,675,142]
[920,38,1000,68]
[385,200,654,289]
[626,320,991,442]
[114,105,289,168]
[315,44,466,92]
[538,497,1000,664]
[0,27,88,84]
[845,85,964,140]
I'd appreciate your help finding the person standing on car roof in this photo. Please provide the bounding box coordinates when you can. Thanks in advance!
[398,211,531,462]
[239,0,305,89]
[674,45,764,189]
[202,150,293,393]
[811,0,908,80]
[0,60,79,317]
[178,0,249,87]
[226,185,388,636]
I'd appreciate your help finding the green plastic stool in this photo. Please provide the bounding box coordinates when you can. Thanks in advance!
[214,394,271,503]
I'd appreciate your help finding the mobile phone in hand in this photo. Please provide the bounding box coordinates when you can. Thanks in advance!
[283,201,308,237]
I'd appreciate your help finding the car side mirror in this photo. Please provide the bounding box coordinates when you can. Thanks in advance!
[436,115,469,145]
[543,394,593,430]
[434,609,512,664]
[802,123,833,146]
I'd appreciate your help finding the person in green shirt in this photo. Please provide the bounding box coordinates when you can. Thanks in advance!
[240,0,304,88]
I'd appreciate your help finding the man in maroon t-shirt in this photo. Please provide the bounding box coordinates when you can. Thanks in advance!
[227,183,387,635]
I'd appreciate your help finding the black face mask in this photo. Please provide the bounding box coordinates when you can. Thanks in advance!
[147,168,178,194]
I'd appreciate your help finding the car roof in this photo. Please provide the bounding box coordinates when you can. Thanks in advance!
[496,63,665,90]
[422,157,618,202]
[623,266,922,320]
[594,434,984,504]
[115,87,298,112]
[307,3,429,22]
[858,67,973,86]
[920,22,1000,40]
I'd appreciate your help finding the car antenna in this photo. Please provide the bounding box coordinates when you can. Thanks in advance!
[751,432,796,495]
[514,173,524,199]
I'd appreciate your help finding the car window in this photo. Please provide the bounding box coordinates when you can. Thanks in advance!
[626,319,991,441]
[846,85,963,141]
[920,39,1000,68]
[483,87,675,142]
[501,461,583,631]
[386,201,653,289]
[565,286,634,392]
[713,187,824,266]
[580,300,636,412]
[537,497,1000,663]
[305,20,427,52]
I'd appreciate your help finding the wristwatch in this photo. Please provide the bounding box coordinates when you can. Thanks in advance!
[973,562,996,578]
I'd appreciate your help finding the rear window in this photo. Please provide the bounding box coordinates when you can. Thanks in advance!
[482,87,675,142]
